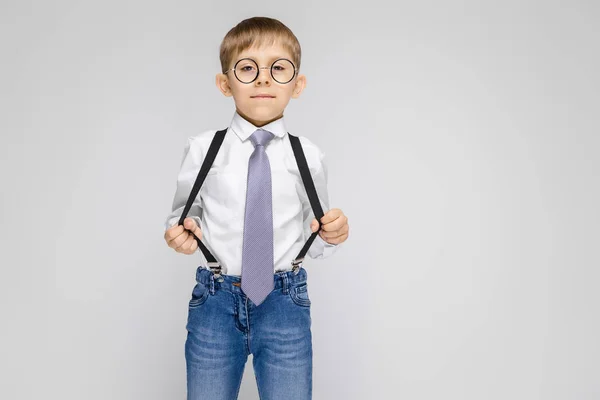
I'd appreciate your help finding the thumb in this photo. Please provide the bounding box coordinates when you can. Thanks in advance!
[310,218,319,233]
[184,217,195,230]
[184,217,202,240]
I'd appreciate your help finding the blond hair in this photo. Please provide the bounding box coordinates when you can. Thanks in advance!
[219,16,302,74]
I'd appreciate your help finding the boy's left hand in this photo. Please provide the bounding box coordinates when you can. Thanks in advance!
[310,208,349,245]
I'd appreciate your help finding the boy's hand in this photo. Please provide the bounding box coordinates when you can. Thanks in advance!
[164,217,203,255]
[310,208,349,245]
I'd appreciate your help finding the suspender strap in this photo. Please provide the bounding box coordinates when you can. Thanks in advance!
[178,128,227,277]
[288,133,325,271]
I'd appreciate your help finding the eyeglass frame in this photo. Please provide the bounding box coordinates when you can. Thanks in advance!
[223,57,298,84]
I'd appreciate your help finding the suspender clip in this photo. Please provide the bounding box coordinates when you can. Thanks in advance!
[291,258,304,275]
[207,261,223,280]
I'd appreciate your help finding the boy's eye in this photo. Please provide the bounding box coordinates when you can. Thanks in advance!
[240,65,256,72]
[273,65,285,71]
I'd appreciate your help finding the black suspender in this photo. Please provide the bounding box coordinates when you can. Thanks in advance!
[177,129,227,274]
[177,128,324,278]
[288,133,324,268]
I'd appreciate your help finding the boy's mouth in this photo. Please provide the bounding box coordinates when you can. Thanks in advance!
[251,94,276,99]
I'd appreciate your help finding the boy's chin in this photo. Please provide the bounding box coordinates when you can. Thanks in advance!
[243,108,283,121]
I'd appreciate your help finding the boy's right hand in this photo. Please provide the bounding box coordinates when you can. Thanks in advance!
[164,217,202,255]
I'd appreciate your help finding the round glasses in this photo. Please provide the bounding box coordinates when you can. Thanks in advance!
[224,58,297,84]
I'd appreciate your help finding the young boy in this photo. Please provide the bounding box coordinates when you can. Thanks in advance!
[163,16,349,400]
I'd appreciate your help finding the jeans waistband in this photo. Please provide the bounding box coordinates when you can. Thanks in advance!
[195,266,307,295]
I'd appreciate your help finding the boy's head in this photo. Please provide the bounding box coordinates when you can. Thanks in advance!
[216,17,306,127]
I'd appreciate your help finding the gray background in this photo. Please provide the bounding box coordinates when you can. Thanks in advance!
[1,0,599,399]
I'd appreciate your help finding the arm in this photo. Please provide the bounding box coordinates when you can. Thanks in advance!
[164,137,203,237]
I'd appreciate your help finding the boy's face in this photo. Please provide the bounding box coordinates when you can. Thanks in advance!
[216,41,306,127]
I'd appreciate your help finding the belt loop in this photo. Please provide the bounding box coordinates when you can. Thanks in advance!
[209,271,215,295]
[281,273,289,295]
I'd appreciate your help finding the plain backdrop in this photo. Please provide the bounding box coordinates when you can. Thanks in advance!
[1,1,599,399]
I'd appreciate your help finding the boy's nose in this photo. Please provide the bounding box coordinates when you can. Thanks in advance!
[255,68,271,85]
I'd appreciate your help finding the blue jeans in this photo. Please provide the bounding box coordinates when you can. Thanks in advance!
[185,266,313,400]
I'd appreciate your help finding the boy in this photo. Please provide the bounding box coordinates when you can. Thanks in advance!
[163,16,349,400]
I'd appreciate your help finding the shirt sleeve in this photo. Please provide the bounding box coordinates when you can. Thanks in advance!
[164,137,204,236]
[302,148,341,259]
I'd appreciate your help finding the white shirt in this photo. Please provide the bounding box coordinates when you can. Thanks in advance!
[165,111,340,276]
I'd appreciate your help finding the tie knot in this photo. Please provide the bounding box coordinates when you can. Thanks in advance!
[250,129,275,148]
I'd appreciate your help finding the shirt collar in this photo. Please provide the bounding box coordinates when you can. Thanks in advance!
[229,110,287,142]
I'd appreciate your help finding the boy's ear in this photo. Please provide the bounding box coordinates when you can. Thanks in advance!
[215,73,233,97]
[291,74,306,99]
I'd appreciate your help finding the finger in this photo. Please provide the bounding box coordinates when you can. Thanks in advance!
[323,232,348,245]
[320,208,342,225]
[320,223,349,239]
[167,228,187,248]
[182,234,197,254]
[191,221,203,240]
[184,217,203,241]
[310,218,319,233]
[169,230,190,249]
[164,224,184,242]
[188,238,199,253]
[176,232,196,253]
[184,217,196,231]
[321,215,348,232]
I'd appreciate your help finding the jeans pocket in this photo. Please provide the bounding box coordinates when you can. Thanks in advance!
[289,282,311,307]
[189,282,209,309]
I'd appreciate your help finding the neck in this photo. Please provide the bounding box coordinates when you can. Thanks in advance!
[237,108,283,127]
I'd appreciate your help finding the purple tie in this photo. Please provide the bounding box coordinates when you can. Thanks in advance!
[241,128,275,306]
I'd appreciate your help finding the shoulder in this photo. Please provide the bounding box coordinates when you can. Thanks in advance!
[179,129,222,164]
[286,133,327,174]
[186,128,225,152]
[188,129,222,147]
